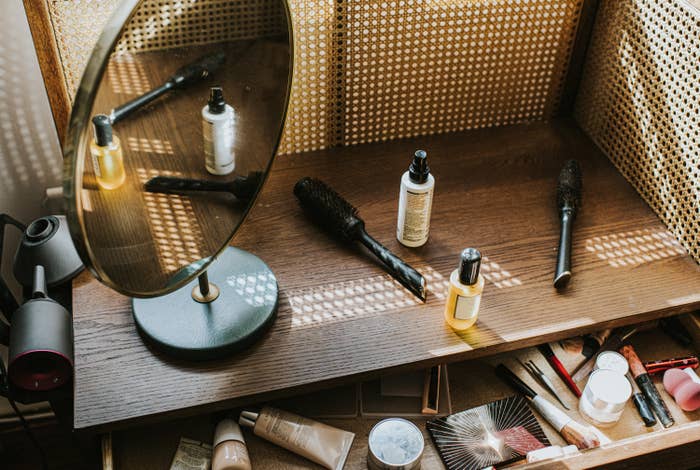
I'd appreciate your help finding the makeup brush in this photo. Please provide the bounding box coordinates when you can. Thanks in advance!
[553,160,582,289]
[495,364,605,450]
[145,172,262,201]
[294,177,426,302]
[110,51,226,123]
[537,343,582,397]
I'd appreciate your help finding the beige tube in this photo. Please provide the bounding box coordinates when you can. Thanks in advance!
[240,406,354,470]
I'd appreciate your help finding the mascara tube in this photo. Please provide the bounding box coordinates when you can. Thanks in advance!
[626,371,656,427]
[620,345,674,428]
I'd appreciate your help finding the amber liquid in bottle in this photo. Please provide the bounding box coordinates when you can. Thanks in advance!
[444,248,484,331]
[90,136,125,190]
[90,114,125,190]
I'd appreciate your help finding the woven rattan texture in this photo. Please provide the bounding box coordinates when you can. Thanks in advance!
[280,0,585,153]
[44,0,584,154]
[575,0,700,263]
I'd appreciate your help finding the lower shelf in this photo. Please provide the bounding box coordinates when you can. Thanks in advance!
[104,318,700,469]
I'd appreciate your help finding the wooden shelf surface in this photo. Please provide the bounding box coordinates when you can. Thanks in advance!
[72,119,700,431]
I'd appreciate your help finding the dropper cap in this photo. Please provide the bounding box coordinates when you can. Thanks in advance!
[458,248,481,285]
[408,150,430,183]
[92,114,113,146]
[208,86,226,114]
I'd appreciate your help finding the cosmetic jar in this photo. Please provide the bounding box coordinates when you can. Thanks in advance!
[579,369,631,427]
[368,418,424,470]
[594,351,629,375]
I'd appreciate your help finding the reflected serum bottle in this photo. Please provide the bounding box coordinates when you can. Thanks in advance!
[90,115,125,190]
[444,248,484,331]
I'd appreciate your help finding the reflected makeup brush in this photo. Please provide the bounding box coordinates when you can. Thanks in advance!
[144,172,262,201]
[294,177,426,301]
[553,160,582,289]
[110,51,225,123]
[495,364,605,450]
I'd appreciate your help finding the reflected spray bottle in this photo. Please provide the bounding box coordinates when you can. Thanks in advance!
[444,248,484,331]
[202,86,235,176]
[90,114,125,190]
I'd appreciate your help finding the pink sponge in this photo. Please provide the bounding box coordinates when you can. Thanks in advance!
[663,368,700,412]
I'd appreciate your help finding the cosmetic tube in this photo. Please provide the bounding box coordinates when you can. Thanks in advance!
[239,406,354,470]
[212,419,251,470]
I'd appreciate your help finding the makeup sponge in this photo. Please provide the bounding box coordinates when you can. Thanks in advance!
[663,368,700,412]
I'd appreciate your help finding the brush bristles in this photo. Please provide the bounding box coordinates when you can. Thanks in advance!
[557,159,582,212]
[293,177,362,242]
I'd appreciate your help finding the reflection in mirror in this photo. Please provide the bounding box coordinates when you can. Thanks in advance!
[75,0,291,296]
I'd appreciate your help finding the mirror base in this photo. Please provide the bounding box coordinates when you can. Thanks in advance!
[132,247,278,360]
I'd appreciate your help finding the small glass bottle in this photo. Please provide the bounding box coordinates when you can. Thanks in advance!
[90,114,125,190]
[444,248,484,330]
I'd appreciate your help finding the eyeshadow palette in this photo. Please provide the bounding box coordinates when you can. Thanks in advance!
[427,395,549,470]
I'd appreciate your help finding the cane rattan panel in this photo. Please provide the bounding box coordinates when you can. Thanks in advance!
[41,0,585,154]
[575,0,700,263]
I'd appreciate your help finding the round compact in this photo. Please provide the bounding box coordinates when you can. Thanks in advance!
[579,369,632,427]
[594,351,629,375]
[368,418,424,470]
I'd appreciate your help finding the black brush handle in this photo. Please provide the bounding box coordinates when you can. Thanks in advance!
[111,83,172,123]
[145,174,260,201]
[146,176,232,193]
[111,52,225,123]
[357,231,426,302]
[631,392,657,427]
[554,208,574,288]
[495,364,537,398]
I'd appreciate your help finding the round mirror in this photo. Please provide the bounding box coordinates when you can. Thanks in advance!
[64,0,292,358]
[64,0,291,295]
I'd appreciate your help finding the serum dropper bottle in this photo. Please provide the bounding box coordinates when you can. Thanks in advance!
[90,114,126,190]
[396,150,435,247]
[444,248,484,331]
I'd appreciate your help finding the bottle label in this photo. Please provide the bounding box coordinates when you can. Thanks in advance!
[454,295,479,320]
[91,153,102,178]
[203,110,235,174]
[400,188,433,242]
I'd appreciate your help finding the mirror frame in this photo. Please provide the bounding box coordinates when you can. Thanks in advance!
[63,0,294,298]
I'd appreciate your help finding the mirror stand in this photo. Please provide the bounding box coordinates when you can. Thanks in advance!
[132,247,278,360]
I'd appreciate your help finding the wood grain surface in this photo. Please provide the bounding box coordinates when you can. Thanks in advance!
[106,328,700,469]
[72,119,700,431]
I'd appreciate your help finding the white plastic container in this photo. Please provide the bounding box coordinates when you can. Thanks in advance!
[202,86,235,175]
[579,369,631,427]
[396,150,435,247]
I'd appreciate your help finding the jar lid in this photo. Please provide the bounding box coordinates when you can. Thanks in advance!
[368,418,424,469]
[595,351,629,375]
[584,369,632,413]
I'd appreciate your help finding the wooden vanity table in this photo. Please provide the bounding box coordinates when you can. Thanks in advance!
[72,120,700,467]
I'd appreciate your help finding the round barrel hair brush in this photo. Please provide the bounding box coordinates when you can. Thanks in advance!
[554,160,582,289]
[294,177,426,302]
